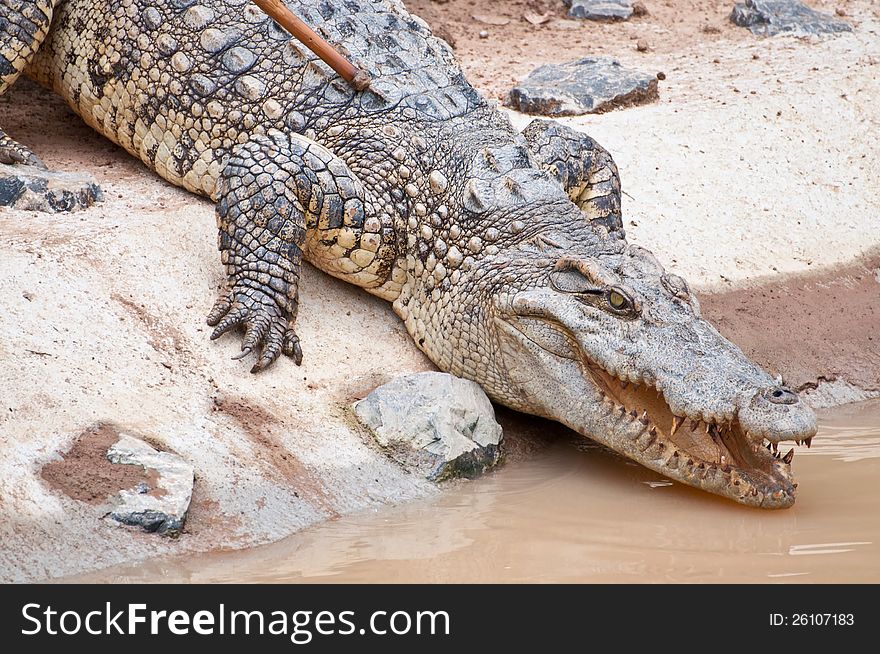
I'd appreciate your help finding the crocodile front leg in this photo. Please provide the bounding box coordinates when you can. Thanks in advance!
[0,0,53,168]
[522,119,623,235]
[208,130,367,373]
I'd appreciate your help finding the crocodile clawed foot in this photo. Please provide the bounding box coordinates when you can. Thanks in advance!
[207,286,302,373]
[0,138,47,169]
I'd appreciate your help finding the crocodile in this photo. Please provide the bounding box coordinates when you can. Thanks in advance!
[0,0,817,508]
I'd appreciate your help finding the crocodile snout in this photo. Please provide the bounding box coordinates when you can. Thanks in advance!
[765,386,799,405]
[737,385,817,443]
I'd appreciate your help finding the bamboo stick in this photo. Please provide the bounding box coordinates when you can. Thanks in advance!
[252,0,371,91]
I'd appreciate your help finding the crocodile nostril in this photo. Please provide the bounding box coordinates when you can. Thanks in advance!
[767,387,798,405]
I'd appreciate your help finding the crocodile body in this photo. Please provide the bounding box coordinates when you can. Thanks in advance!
[0,0,817,507]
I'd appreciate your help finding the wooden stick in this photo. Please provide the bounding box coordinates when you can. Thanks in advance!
[252,0,371,91]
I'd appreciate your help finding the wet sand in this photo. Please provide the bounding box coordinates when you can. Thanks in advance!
[78,399,880,584]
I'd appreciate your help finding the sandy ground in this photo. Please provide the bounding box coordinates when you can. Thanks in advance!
[1,1,878,582]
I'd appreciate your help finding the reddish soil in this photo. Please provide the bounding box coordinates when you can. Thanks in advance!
[701,251,880,394]
[40,423,151,504]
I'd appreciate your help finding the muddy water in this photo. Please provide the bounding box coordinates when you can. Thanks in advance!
[84,399,880,583]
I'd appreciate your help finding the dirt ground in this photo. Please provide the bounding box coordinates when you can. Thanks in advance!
[411,0,877,97]
[0,1,878,581]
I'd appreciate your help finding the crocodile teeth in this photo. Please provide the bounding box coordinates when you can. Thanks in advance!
[782,448,794,464]
[805,436,813,448]
[671,416,684,437]
[640,411,649,425]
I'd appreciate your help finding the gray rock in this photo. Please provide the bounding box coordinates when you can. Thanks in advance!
[506,57,659,116]
[730,0,852,36]
[106,435,195,537]
[354,372,503,481]
[0,163,102,212]
[565,0,634,21]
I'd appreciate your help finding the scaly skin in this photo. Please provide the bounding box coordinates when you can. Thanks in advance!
[1,0,817,507]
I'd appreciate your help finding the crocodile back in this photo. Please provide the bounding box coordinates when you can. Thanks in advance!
[30,0,488,196]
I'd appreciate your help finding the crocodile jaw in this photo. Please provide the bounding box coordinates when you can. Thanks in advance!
[494,315,817,509]
[578,363,805,509]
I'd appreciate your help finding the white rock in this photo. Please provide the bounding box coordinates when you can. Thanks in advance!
[354,372,503,481]
[106,435,195,536]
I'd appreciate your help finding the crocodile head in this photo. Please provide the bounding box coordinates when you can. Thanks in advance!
[488,224,817,509]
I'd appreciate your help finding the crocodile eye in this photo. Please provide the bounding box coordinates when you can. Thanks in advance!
[608,289,631,312]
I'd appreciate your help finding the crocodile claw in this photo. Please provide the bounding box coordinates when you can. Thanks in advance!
[206,285,301,372]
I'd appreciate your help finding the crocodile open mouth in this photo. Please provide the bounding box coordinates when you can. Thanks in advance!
[583,362,811,508]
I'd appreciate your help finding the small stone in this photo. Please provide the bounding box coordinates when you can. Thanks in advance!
[656,71,666,80]
[353,372,503,481]
[505,56,659,116]
[471,14,510,26]
[524,12,553,25]
[478,29,489,39]
[105,435,195,537]
[636,39,649,52]
[565,0,635,21]
[730,0,852,37]
[0,163,102,213]
[632,1,649,16]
